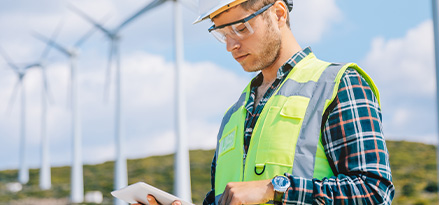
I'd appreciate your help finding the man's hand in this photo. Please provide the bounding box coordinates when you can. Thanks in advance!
[131,194,181,205]
[219,179,274,205]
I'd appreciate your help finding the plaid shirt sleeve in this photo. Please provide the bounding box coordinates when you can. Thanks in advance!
[203,154,216,205]
[283,69,395,204]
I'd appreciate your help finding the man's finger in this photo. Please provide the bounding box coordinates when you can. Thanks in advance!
[147,194,161,205]
[226,191,234,205]
[218,193,224,205]
[171,200,182,205]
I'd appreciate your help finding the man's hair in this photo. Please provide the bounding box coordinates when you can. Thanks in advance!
[240,0,291,28]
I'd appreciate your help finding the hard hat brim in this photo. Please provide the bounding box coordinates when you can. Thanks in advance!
[193,0,249,24]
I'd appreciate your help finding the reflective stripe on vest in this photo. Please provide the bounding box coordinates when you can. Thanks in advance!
[214,54,380,204]
[291,63,344,178]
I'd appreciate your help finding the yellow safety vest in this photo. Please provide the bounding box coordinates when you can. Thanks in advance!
[214,53,380,204]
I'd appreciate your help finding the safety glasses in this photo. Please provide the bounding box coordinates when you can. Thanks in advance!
[208,3,274,43]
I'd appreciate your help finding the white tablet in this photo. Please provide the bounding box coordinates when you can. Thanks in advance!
[111,182,194,205]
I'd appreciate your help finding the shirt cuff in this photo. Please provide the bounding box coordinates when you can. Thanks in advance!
[284,173,314,204]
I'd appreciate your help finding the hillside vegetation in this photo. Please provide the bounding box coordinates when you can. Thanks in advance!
[0,141,437,204]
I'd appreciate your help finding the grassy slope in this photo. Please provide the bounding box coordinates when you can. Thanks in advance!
[0,141,438,204]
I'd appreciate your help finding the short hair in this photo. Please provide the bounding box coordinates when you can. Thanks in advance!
[240,0,290,28]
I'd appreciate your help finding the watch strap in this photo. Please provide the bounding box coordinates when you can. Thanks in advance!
[273,190,284,205]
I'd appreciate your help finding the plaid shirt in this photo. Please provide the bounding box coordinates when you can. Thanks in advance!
[203,47,394,204]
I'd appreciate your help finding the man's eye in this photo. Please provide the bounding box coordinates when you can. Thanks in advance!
[235,24,247,33]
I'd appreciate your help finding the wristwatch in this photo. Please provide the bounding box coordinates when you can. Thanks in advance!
[271,175,290,205]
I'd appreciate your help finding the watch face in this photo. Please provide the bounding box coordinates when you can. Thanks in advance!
[273,176,290,191]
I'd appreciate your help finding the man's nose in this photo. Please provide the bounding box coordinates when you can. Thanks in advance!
[226,36,240,52]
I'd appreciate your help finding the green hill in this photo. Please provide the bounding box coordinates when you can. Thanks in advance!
[0,141,438,204]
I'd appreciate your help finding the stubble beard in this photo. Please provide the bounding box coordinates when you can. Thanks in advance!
[242,20,282,73]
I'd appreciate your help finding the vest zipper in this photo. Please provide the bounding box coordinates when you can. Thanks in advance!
[242,147,247,181]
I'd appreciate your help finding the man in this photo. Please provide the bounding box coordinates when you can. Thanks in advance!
[148,0,394,204]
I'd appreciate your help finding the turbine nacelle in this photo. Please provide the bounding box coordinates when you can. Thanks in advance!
[69,48,80,58]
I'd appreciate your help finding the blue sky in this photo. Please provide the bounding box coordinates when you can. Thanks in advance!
[0,0,437,171]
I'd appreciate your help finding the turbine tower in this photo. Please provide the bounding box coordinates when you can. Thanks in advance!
[173,0,192,201]
[38,59,52,191]
[32,22,102,202]
[431,0,439,198]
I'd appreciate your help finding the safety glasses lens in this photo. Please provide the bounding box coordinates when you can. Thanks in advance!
[210,22,254,43]
[211,30,226,43]
[231,22,254,37]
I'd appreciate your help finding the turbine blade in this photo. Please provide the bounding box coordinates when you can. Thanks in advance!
[24,63,40,69]
[33,32,70,56]
[75,14,112,47]
[40,20,64,60]
[0,46,20,72]
[68,3,114,37]
[116,0,167,32]
[5,79,21,115]
[104,41,114,103]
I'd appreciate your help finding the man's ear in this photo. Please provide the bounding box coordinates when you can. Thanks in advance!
[273,1,288,27]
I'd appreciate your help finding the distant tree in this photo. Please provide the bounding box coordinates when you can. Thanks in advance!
[402,183,417,197]
[425,181,438,193]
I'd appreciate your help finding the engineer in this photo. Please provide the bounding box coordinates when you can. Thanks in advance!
[149,0,394,204]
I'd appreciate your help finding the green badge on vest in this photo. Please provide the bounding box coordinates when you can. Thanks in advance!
[219,128,236,156]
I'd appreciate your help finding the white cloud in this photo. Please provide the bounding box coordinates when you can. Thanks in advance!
[290,0,342,44]
[361,20,437,145]
[125,130,176,160]
[390,108,410,128]
[362,20,435,96]
[187,120,220,150]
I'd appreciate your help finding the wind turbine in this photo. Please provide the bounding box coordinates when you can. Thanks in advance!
[0,47,51,186]
[32,20,104,202]
[69,0,196,203]
[1,50,29,185]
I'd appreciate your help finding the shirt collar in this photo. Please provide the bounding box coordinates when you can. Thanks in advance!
[250,46,313,87]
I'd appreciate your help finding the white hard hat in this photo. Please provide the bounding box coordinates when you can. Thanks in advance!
[193,0,294,24]
[193,0,249,24]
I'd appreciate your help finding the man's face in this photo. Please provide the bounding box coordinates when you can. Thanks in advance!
[212,5,282,72]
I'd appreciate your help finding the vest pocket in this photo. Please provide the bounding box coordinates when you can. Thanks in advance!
[280,95,309,119]
[253,96,310,176]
